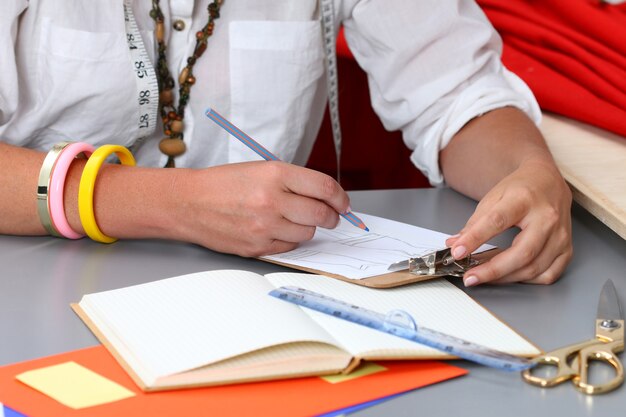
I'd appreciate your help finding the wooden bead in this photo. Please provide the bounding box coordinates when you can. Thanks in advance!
[156,22,165,43]
[194,41,207,57]
[170,120,184,134]
[159,138,186,157]
[160,89,174,106]
[179,67,189,85]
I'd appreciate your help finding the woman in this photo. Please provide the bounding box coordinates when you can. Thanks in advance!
[0,0,572,286]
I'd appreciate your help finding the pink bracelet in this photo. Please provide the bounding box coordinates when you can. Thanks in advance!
[49,142,96,239]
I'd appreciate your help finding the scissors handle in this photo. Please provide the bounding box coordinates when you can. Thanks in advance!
[522,339,595,388]
[573,339,624,395]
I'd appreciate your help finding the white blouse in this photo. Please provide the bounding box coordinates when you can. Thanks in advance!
[0,0,540,185]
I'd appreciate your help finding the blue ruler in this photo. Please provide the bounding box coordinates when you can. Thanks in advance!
[269,286,534,372]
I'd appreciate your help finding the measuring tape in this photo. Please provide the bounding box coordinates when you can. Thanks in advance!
[123,1,159,149]
[270,286,534,372]
[320,0,343,183]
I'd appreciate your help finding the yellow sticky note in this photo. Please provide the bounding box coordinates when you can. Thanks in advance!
[321,362,387,384]
[16,361,135,409]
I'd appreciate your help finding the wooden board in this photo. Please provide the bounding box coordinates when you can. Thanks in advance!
[540,112,626,240]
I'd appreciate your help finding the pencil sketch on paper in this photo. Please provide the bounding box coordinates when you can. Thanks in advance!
[262,213,455,280]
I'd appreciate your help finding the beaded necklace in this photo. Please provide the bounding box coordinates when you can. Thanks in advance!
[149,0,223,167]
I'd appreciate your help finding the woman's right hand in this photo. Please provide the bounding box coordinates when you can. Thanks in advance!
[0,141,350,256]
[159,161,351,256]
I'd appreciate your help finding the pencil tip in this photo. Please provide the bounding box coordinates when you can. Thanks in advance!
[364,227,370,232]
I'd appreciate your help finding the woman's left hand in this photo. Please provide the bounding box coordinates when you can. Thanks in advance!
[440,107,573,286]
[446,158,573,286]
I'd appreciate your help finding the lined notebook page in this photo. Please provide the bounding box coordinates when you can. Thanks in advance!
[79,270,342,386]
[265,273,540,359]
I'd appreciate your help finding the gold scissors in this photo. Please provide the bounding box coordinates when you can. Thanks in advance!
[522,279,624,395]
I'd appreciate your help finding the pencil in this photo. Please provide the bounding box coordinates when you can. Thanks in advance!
[205,107,369,232]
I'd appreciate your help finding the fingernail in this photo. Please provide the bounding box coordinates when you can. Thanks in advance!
[452,246,467,259]
[449,233,461,239]
[464,275,479,287]
[345,205,352,214]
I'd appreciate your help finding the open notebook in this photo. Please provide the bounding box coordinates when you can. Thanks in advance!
[72,270,539,391]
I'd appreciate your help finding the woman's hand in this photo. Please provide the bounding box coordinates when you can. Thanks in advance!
[440,107,573,286]
[165,161,351,257]
[446,158,573,285]
[0,140,348,257]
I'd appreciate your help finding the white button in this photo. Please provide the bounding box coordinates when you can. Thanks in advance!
[173,20,186,31]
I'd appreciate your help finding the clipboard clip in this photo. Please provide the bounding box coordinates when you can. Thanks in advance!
[387,247,484,277]
[409,248,482,277]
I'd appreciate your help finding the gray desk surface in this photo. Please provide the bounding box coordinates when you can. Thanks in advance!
[1,188,625,416]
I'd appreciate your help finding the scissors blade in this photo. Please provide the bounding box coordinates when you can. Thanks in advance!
[597,279,624,322]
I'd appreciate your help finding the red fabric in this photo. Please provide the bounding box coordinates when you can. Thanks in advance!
[337,28,354,59]
[308,50,430,191]
[478,0,626,138]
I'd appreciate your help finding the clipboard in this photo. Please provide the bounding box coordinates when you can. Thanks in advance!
[262,248,500,289]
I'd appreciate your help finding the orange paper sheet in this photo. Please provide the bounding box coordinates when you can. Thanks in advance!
[0,346,467,417]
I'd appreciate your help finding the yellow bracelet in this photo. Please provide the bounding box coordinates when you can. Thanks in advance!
[37,141,72,236]
[78,145,136,243]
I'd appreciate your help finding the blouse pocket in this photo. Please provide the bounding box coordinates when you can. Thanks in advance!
[35,18,142,146]
[228,20,324,163]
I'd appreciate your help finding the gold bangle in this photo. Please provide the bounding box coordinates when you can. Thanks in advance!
[37,141,72,236]
[78,145,136,243]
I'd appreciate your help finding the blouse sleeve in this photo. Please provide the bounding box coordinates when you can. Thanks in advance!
[0,1,28,129]
[339,0,541,186]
